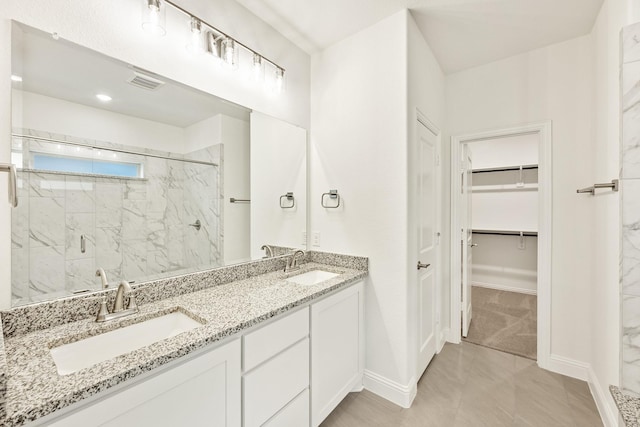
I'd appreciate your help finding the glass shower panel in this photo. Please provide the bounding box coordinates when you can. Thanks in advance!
[10,135,221,306]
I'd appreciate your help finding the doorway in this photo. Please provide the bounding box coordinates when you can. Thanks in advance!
[450,122,552,367]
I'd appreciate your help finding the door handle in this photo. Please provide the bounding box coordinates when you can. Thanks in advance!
[417,262,430,270]
[470,243,478,248]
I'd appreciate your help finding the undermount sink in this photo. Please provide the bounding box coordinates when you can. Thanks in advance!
[50,311,204,375]
[285,270,339,286]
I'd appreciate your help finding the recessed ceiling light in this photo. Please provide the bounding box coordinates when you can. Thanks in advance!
[11,75,22,82]
[96,93,112,102]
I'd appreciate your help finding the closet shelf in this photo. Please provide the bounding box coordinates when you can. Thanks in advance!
[472,164,538,174]
[472,229,538,237]
[472,183,538,193]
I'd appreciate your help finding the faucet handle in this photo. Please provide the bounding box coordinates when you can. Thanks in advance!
[95,298,109,322]
[127,291,138,311]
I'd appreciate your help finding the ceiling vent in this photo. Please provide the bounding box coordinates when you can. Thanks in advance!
[127,71,165,91]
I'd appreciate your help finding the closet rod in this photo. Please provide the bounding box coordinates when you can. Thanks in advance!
[472,229,538,237]
[472,164,538,174]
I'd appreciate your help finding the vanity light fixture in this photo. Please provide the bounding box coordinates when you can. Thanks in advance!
[141,0,166,36]
[186,16,204,55]
[10,75,22,82]
[96,93,112,102]
[141,0,285,92]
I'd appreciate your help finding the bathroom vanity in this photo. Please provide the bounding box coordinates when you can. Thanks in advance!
[0,251,367,426]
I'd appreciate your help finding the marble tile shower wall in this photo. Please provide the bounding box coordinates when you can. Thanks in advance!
[11,140,223,306]
[621,21,640,397]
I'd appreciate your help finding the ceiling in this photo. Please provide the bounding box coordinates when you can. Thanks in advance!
[234,0,604,73]
[11,23,249,128]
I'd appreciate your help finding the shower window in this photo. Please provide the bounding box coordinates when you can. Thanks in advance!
[32,154,141,178]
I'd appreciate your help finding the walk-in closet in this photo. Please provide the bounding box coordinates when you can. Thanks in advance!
[463,133,539,360]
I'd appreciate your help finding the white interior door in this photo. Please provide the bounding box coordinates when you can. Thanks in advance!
[417,120,438,378]
[461,145,473,337]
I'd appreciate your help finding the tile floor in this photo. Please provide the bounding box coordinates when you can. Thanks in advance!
[321,342,603,427]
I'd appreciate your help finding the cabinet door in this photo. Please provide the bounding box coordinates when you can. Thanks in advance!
[263,389,310,427]
[47,339,241,427]
[311,282,364,427]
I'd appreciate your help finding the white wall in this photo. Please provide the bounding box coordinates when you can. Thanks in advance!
[446,36,594,367]
[311,10,410,401]
[184,115,222,153]
[407,11,447,386]
[250,112,306,260]
[590,0,625,423]
[470,134,539,170]
[222,115,251,265]
[14,90,185,152]
[471,234,538,294]
[310,10,446,405]
[0,0,310,308]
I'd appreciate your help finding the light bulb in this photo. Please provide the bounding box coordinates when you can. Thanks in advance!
[252,54,264,81]
[222,38,237,69]
[186,17,204,55]
[142,0,166,36]
[96,93,112,102]
[275,68,284,93]
[11,75,22,82]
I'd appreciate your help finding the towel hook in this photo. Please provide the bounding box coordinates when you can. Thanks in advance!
[321,189,340,208]
[280,192,295,209]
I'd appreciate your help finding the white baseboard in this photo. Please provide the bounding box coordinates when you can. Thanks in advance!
[545,354,589,381]
[472,281,537,295]
[363,370,416,408]
[438,328,450,353]
[588,366,618,427]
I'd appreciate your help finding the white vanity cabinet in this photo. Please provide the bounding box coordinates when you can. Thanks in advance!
[28,280,364,427]
[241,280,364,427]
[311,281,364,427]
[42,338,241,427]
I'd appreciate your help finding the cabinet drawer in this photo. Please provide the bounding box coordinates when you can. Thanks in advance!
[263,389,310,427]
[243,338,309,427]
[243,306,309,371]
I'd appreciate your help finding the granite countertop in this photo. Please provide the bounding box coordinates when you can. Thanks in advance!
[611,385,640,427]
[1,259,367,426]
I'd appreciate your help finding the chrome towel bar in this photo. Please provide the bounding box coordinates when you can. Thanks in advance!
[230,198,250,203]
[0,163,18,207]
[577,179,618,195]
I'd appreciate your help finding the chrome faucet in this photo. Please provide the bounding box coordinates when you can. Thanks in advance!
[96,280,139,323]
[261,244,274,258]
[285,250,305,273]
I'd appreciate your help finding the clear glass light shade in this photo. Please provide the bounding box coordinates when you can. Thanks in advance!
[252,54,264,81]
[141,0,166,36]
[222,38,238,69]
[275,67,285,94]
[186,17,204,55]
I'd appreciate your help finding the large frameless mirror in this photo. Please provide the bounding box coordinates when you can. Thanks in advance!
[10,21,307,307]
